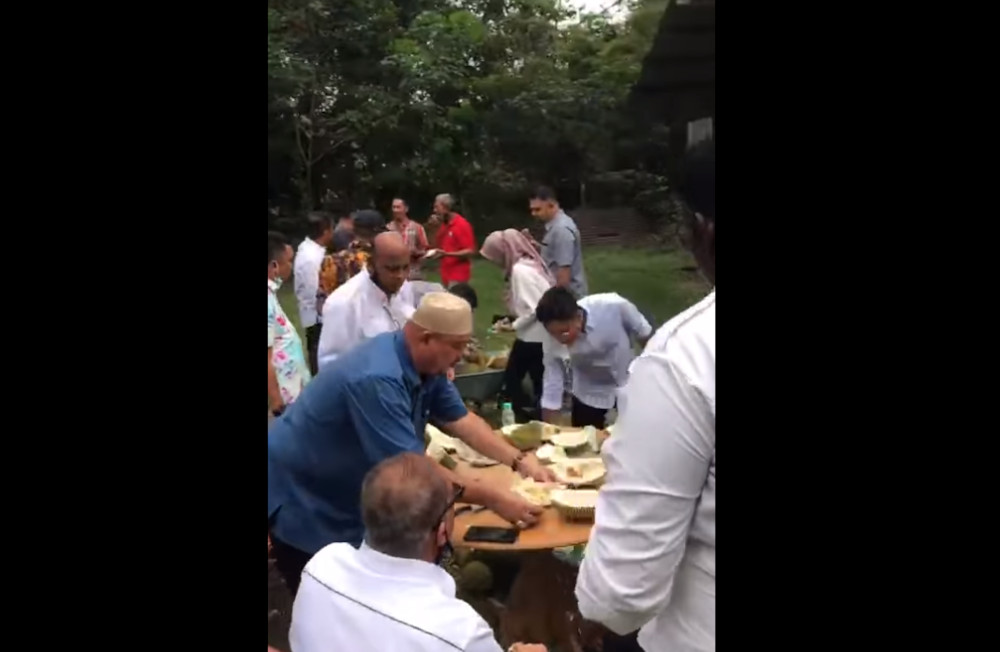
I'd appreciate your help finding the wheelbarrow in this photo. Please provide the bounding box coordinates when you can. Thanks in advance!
[452,368,505,410]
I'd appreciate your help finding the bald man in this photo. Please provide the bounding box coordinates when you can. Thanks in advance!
[316,231,416,368]
[291,453,549,652]
[269,294,554,594]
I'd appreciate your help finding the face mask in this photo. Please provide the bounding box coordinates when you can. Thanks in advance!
[269,262,283,288]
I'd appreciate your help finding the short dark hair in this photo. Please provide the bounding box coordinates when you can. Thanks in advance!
[535,286,579,324]
[268,231,288,265]
[305,211,333,240]
[354,209,387,235]
[448,283,478,310]
[676,138,715,221]
[530,186,558,202]
[361,453,452,559]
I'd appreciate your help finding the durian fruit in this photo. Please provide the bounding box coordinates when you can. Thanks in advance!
[426,441,458,470]
[453,547,474,567]
[487,355,508,370]
[504,421,543,451]
[457,560,494,594]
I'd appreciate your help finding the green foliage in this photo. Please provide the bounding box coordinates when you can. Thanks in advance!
[266,0,676,228]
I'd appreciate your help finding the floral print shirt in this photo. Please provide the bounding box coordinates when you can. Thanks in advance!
[317,241,370,315]
[268,279,311,404]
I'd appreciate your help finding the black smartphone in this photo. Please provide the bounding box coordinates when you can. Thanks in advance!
[464,526,519,544]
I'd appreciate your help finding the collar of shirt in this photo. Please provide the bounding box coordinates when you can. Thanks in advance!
[361,270,403,305]
[356,542,455,594]
[268,278,280,293]
[544,210,568,232]
[565,307,592,350]
[302,237,325,254]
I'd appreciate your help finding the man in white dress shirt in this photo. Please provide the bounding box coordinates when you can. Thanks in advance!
[291,452,546,652]
[316,231,416,368]
[293,212,334,375]
[576,137,716,652]
[535,287,652,428]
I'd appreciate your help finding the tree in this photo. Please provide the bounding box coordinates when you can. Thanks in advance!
[266,0,672,227]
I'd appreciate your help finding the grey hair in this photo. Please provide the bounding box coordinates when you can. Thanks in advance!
[435,193,454,211]
[361,453,452,559]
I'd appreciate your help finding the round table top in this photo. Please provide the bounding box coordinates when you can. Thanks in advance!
[450,461,593,551]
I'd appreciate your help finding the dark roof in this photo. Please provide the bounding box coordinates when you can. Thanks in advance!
[630,0,715,125]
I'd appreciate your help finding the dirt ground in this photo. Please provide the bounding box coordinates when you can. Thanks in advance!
[268,558,293,652]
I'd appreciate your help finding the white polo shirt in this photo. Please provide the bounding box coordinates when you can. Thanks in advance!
[316,271,416,369]
[291,542,503,652]
[576,290,715,652]
[294,237,327,328]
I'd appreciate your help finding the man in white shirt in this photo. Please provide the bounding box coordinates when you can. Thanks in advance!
[576,137,715,652]
[316,231,416,368]
[294,212,334,375]
[291,451,547,652]
[535,287,652,428]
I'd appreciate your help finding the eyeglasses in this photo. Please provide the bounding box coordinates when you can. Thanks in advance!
[432,482,466,530]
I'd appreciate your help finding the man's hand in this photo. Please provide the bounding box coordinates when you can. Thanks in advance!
[424,248,443,260]
[491,491,543,529]
[519,456,557,482]
[509,645,547,652]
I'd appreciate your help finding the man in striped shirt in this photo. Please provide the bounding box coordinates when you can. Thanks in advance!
[387,198,430,280]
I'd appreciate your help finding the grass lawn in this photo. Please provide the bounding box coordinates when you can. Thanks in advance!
[277,246,710,341]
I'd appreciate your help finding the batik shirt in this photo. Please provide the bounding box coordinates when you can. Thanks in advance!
[317,242,369,316]
[268,279,311,404]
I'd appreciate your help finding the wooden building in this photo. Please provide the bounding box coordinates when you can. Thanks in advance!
[630,0,715,147]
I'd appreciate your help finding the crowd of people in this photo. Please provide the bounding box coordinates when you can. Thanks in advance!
[266,138,716,652]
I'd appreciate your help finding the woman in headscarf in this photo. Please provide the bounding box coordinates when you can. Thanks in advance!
[480,229,554,421]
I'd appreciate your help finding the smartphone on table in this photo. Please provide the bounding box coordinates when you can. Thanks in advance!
[464,526,519,544]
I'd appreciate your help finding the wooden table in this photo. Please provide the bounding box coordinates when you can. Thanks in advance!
[449,459,598,651]
[450,461,592,551]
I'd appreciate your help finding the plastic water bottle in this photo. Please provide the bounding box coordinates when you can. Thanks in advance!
[501,402,516,428]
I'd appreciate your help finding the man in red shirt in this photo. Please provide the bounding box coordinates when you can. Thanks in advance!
[426,193,476,287]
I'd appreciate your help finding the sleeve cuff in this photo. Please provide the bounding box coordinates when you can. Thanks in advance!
[576,584,650,636]
[540,396,563,411]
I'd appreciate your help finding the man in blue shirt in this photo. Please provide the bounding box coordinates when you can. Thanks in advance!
[268,292,554,594]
